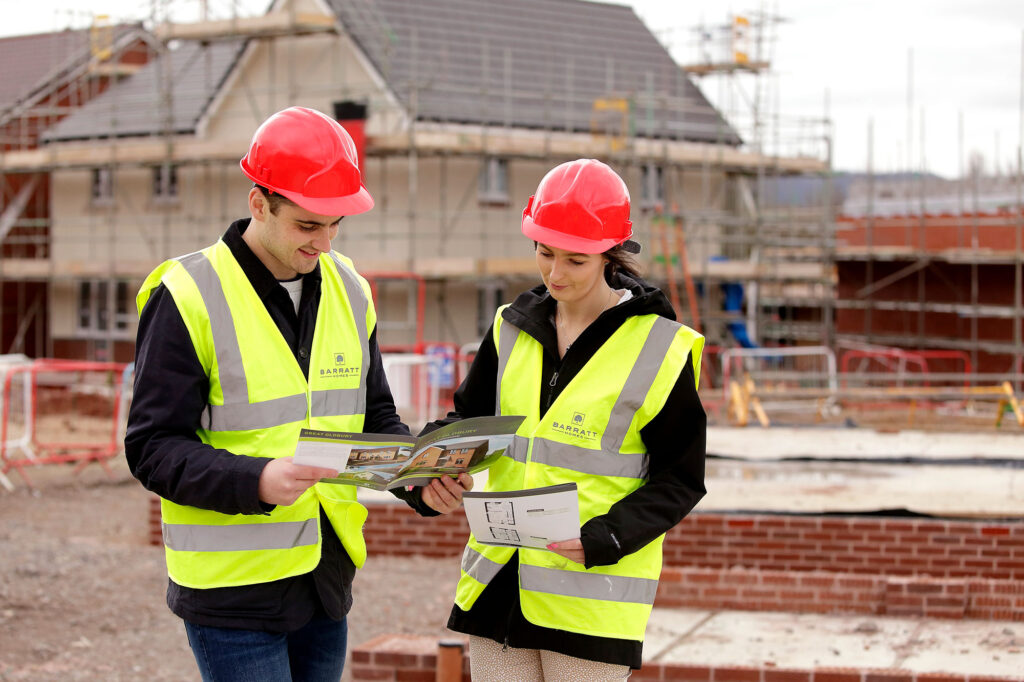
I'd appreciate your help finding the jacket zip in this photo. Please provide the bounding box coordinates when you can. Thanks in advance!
[545,370,559,409]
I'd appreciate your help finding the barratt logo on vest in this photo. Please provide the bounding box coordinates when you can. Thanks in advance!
[320,351,360,378]
[550,411,599,441]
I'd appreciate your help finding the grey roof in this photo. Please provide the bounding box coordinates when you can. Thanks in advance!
[41,40,244,142]
[329,0,740,144]
[0,26,143,117]
[43,0,739,145]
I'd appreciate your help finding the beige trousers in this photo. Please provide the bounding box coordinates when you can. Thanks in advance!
[467,635,632,682]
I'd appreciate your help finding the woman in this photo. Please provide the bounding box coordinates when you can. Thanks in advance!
[430,159,706,680]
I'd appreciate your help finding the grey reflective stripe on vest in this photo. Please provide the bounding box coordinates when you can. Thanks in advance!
[601,316,680,455]
[495,318,520,415]
[178,252,253,426]
[326,252,369,415]
[206,394,308,431]
[179,249,371,431]
[530,437,645,478]
[461,545,504,584]
[310,387,362,419]
[520,564,659,605]
[163,518,318,552]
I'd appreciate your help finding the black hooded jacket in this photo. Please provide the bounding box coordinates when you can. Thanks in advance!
[426,272,707,668]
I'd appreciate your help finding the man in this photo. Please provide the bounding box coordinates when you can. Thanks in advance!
[125,106,470,682]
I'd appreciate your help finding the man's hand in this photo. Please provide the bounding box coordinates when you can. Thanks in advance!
[421,473,474,514]
[258,457,338,506]
[546,538,586,565]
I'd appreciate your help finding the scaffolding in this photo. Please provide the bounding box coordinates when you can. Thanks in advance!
[0,0,836,375]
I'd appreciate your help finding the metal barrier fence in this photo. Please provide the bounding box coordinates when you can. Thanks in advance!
[1,358,129,489]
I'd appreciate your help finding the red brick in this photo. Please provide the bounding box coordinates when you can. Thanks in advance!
[906,583,943,594]
[863,672,914,682]
[395,671,434,682]
[812,669,863,682]
[913,674,964,682]
[659,663,712,680]
[350,666,394,681]
[373,652,420,667]
[764,671,811,682]
[980,526,1011,536]
[711,667,761,681]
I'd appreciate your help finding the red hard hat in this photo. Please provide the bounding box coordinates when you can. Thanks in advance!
[521,159,632,254]
[240,107,373,216]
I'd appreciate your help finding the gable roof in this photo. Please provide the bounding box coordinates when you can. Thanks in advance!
[41,40,245,142]
[329,0,740,144]
[0,25,145,122]
[43,0,740,145]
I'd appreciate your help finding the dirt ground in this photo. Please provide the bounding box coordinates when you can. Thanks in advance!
[0,460,458,682]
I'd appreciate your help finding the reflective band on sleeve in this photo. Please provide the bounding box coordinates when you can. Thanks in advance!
[202,393,308,431]
[163,518,319,552]
[327,252,369,414]
[530,437,645,479]
[310,388,362,418]
[602,317,679,454]
[461,545,504,584]
[179,252,249,405]
[495,320,520,415]
[520,564,658,605]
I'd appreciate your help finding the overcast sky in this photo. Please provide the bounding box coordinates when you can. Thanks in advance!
[3,0,1023,178]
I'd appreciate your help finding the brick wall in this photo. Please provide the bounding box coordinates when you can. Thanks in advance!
[656,568,1024,621]
[146,499,1024,621]
[361,503,1024,581]
[350,634,1024,682]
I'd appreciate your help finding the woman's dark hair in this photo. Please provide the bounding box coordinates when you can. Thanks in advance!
[603,243,640,283]
[533,240,641,284]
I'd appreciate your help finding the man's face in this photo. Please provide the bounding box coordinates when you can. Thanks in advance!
[247,190,342,279]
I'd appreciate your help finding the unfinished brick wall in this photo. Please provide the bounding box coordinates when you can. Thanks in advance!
[361,503,1024,580]
[656,567,1024,621]
[146,499,1024,620]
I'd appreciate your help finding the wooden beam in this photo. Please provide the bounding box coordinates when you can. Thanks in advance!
[153,12,337,42]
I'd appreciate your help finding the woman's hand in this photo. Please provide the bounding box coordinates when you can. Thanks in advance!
[546,538,586,565]
[421,473,474,514]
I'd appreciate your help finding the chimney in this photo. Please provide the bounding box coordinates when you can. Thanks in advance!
[333,100,368,176]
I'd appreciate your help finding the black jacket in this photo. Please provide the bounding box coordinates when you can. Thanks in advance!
[431,272,707,668]
[125,219,433,632]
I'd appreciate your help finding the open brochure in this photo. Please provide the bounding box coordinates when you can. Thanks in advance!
[293,415,525,491]
[462,483,580,550]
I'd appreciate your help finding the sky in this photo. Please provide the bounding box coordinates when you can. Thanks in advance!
[2,0,1023,178]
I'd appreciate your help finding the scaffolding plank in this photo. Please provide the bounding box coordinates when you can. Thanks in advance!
[153,12,337,42]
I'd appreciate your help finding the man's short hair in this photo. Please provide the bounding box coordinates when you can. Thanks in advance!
[255,184,298,216]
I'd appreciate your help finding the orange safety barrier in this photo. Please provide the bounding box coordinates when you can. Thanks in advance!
[1,358,128,489]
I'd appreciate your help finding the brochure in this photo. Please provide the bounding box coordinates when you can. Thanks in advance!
[293,415,525,491]
[462,482,580,550]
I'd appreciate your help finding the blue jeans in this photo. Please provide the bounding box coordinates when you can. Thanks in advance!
[184,615,348,682]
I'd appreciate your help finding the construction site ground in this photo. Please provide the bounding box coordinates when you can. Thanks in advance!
[1,421,1022,681]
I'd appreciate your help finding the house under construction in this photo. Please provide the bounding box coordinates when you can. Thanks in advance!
[0,0,834,377]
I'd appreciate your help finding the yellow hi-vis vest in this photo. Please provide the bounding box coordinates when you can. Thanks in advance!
[455,306,703,641]
[137,239,376,589]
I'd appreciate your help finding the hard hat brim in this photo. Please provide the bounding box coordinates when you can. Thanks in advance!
[276,184,375,217]
[241,159,375,217]
[522,215,628,255]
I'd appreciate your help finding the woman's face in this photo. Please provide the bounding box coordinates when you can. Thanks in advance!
[535,242,607,303]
